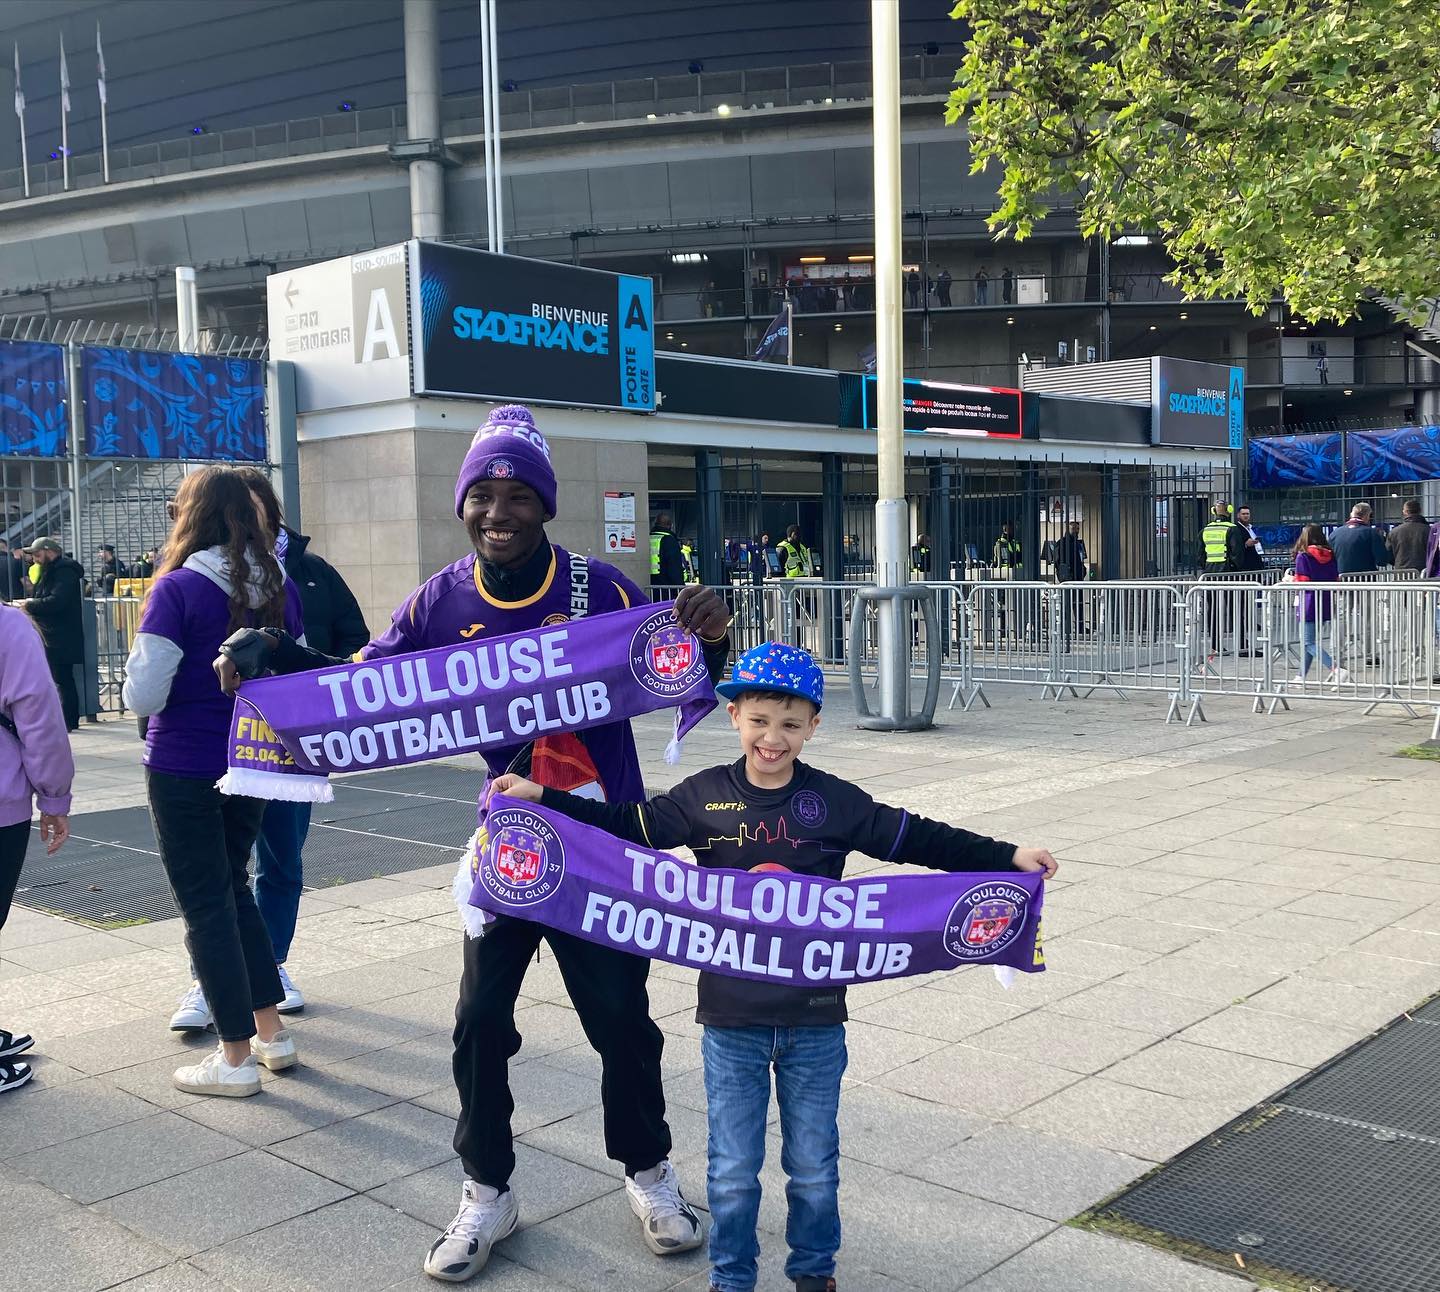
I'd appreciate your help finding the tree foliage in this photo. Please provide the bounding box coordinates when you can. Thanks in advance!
[946,0,1440,321]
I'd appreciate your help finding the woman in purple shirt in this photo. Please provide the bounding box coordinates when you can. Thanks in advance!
[123,467,304,1098]
[0,603,74,1093]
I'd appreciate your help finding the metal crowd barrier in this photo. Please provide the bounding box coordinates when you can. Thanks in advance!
[89,595,144,713]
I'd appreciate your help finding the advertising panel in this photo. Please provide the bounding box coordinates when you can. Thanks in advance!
[411,241,655,413]
[265,244,410,413]
[859,376,1024,438]
[1151,357,1244,449]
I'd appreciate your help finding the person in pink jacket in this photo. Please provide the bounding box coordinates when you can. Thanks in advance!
[0,603,74,1093]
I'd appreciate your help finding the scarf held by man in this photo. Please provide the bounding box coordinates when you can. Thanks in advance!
[218,602,717,801]
[466,796,1046,982]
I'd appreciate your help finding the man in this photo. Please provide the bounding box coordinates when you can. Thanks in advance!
[217,406,731,1282]
[94,544,128,594]
[911,533,933,577]
[679,538,698,584]
[776,524,814,578]
[1233,506,1266,654]
[1001,266,1015,305]
[1056,520,1088,645]
[974,266,990,305]
[935,268,952,307]
[1387,499,1430,571]
[905,267,921,310]
[0,545,25,602]
[649,512,687,592]
[22,538,85,731]
[1200,502,1247,654]
[992,522,1022,638]
[1331,502,1391,575]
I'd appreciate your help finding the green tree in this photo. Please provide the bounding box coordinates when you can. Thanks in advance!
[946,0,1440,321]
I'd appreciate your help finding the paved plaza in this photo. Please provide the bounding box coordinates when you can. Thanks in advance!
[5,687,1440,1292]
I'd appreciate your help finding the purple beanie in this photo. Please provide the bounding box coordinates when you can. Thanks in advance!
[454,405,558,518]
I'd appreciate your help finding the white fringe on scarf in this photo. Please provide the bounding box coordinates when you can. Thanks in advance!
[215,766,334,802]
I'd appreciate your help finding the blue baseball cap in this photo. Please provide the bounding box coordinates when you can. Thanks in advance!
[715,642,824,709]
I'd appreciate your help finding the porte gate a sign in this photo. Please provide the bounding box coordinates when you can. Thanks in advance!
[411,241,656,413]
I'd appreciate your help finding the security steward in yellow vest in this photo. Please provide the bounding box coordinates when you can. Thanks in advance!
[1201,502,1249,653]
[679,541,699,584]
[649,512,687,592]
[776,525,814,578]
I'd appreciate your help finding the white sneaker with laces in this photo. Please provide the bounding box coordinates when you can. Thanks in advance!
[169,982,213,1032]
[276,965,305,1014]
[172,1045,261,1097]
[250,1028,298,1072]
[423,1180,519,1282]
[625,1158,703,1255]
[1329,666,1351,687]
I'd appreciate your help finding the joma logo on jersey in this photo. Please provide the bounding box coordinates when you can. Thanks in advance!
[459,623,485,639]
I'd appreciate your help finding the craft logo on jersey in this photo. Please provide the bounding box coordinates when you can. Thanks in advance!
[629,609,707,700]
[478,808,565,908]
[942,880,1030,962]
[790,789,828,828]
[486,458,515,480]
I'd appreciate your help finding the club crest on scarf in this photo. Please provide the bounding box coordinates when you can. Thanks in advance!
[943,880,1031,962]
[475,806,565,909]
[630,609,707,700]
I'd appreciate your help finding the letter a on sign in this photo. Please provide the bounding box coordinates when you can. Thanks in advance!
[362,288,400,362]
[624,294,650,332]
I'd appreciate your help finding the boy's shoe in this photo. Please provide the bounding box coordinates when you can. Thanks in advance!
[276,965,305,1014]
[423,1180,519,1281]
[250,1029,298,1072]
[169,983,213,1031]
[794,1279,837,1292]
[173,1046,262,1098]
[625,1158,703,1255]
[0,1059,34,1093]
[0,1028,34,1059]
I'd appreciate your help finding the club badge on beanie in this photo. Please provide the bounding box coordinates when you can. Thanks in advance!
[454,404,559,518]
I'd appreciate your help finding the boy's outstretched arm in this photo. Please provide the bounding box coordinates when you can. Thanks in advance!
[488,773,691,850]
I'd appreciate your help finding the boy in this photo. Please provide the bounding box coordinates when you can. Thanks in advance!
[490,642,1057,1292]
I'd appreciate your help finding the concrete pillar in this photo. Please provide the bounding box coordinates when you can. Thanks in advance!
[404,0,444,239]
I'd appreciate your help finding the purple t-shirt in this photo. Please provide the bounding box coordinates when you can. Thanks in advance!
[139,569,304,779]
[361,545,648,802]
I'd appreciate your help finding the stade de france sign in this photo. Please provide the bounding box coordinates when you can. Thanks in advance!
[267,242,656,415]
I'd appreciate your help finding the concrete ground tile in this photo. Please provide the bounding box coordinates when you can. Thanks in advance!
[268,1099,457,1191]
[109,1050,211,1110]
[1395,901,1440,934]
[495,1189,709,1291]
[1055,840,1166,868]
[0,990,148,1040]
[13,1108,248,1203]
[1038,937,1158,980]
[357,888,459,921]
[1114,955,1281,1005]
[1104,1037,1305,1106]
[1137,895,1258,931]
[293,959,449,1009]
[1144,853,1252,880]
[964,1224,1252,1291]
[518,1098,711,1180]
[1352,924,1440,964]
[1077,915,1207,954]
[965,1010,1155,1075]
[382,983,463,1032]
[849,984,1030,1043]
[831,1017,950,1081]
[326,1030,456,1099]
[1014,1077,1241,1162]
[836,1083,989,1171]
[331,920,458,959]
[300,875,439,908]
[52,946,190,991]
[191,1194,434,1291]
[279,939,383,979]
[1285,889,1421,926]
[1038,905,1111,936]
[42,1017,213,1076]
[1303,949,1440,994]
[107,919,192,950]
[1183,877,1312,909]
[0,915,92,949]
[1245,975,1415,1030]
[6,929,151,970]
[99,1148,351,1257]
[22,1051,87,1090]
[176,1056,400,1142]
[371,1140,615,1231]
[0,1189,173,1291]
[874,1043,1080,1118]
[0,1073,157,1155]
[105,971,202,1013]
[107,1263,242,1291]
[1173,932,1329,974]
[1230,909,1367,950]
[0,969,91,1010]
[913,1123,1147,1222]
[1178,1005,1367,1068]
[1074,867,1201,896]
[291,908,410,946]
[277,1005,441,1065]
[1048,981,1222,1036]
[926,966,1098,1007]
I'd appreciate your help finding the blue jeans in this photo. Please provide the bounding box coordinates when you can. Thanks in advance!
[702,1024,847,1292]
[1301,619,1333,676]
[254,800,311,964]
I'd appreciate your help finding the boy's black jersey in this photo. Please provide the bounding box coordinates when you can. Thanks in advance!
[540,757,1017,1028]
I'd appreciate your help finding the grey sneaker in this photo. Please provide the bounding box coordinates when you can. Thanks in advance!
[276,965,305,1014]
[625,1159,703,1255]
[169,982,213,1032]
[423,1180,519,1281]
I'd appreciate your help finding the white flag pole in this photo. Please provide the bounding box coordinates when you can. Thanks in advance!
[59,33,69,190]
[96,22,107,183]
[13,43,27,198]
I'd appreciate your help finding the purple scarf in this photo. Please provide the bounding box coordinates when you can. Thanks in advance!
[464,795,1046,981]
[218,603,716,801]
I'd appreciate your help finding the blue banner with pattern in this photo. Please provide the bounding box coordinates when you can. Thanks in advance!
[83,347,266,460]
[1346,426,1440,485]
[0,340,68,457]
[1248,433,1343,488]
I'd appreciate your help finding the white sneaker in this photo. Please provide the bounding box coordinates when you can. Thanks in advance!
[1290,674,1309,683]
[169,982,213,1032]
[1329,666,1351,687]
[250,1028,298,1072]
[173,1045,261,1098]
[625,1158,703,1255]
[423,1180,519,1281]
[276,965,305,1014]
